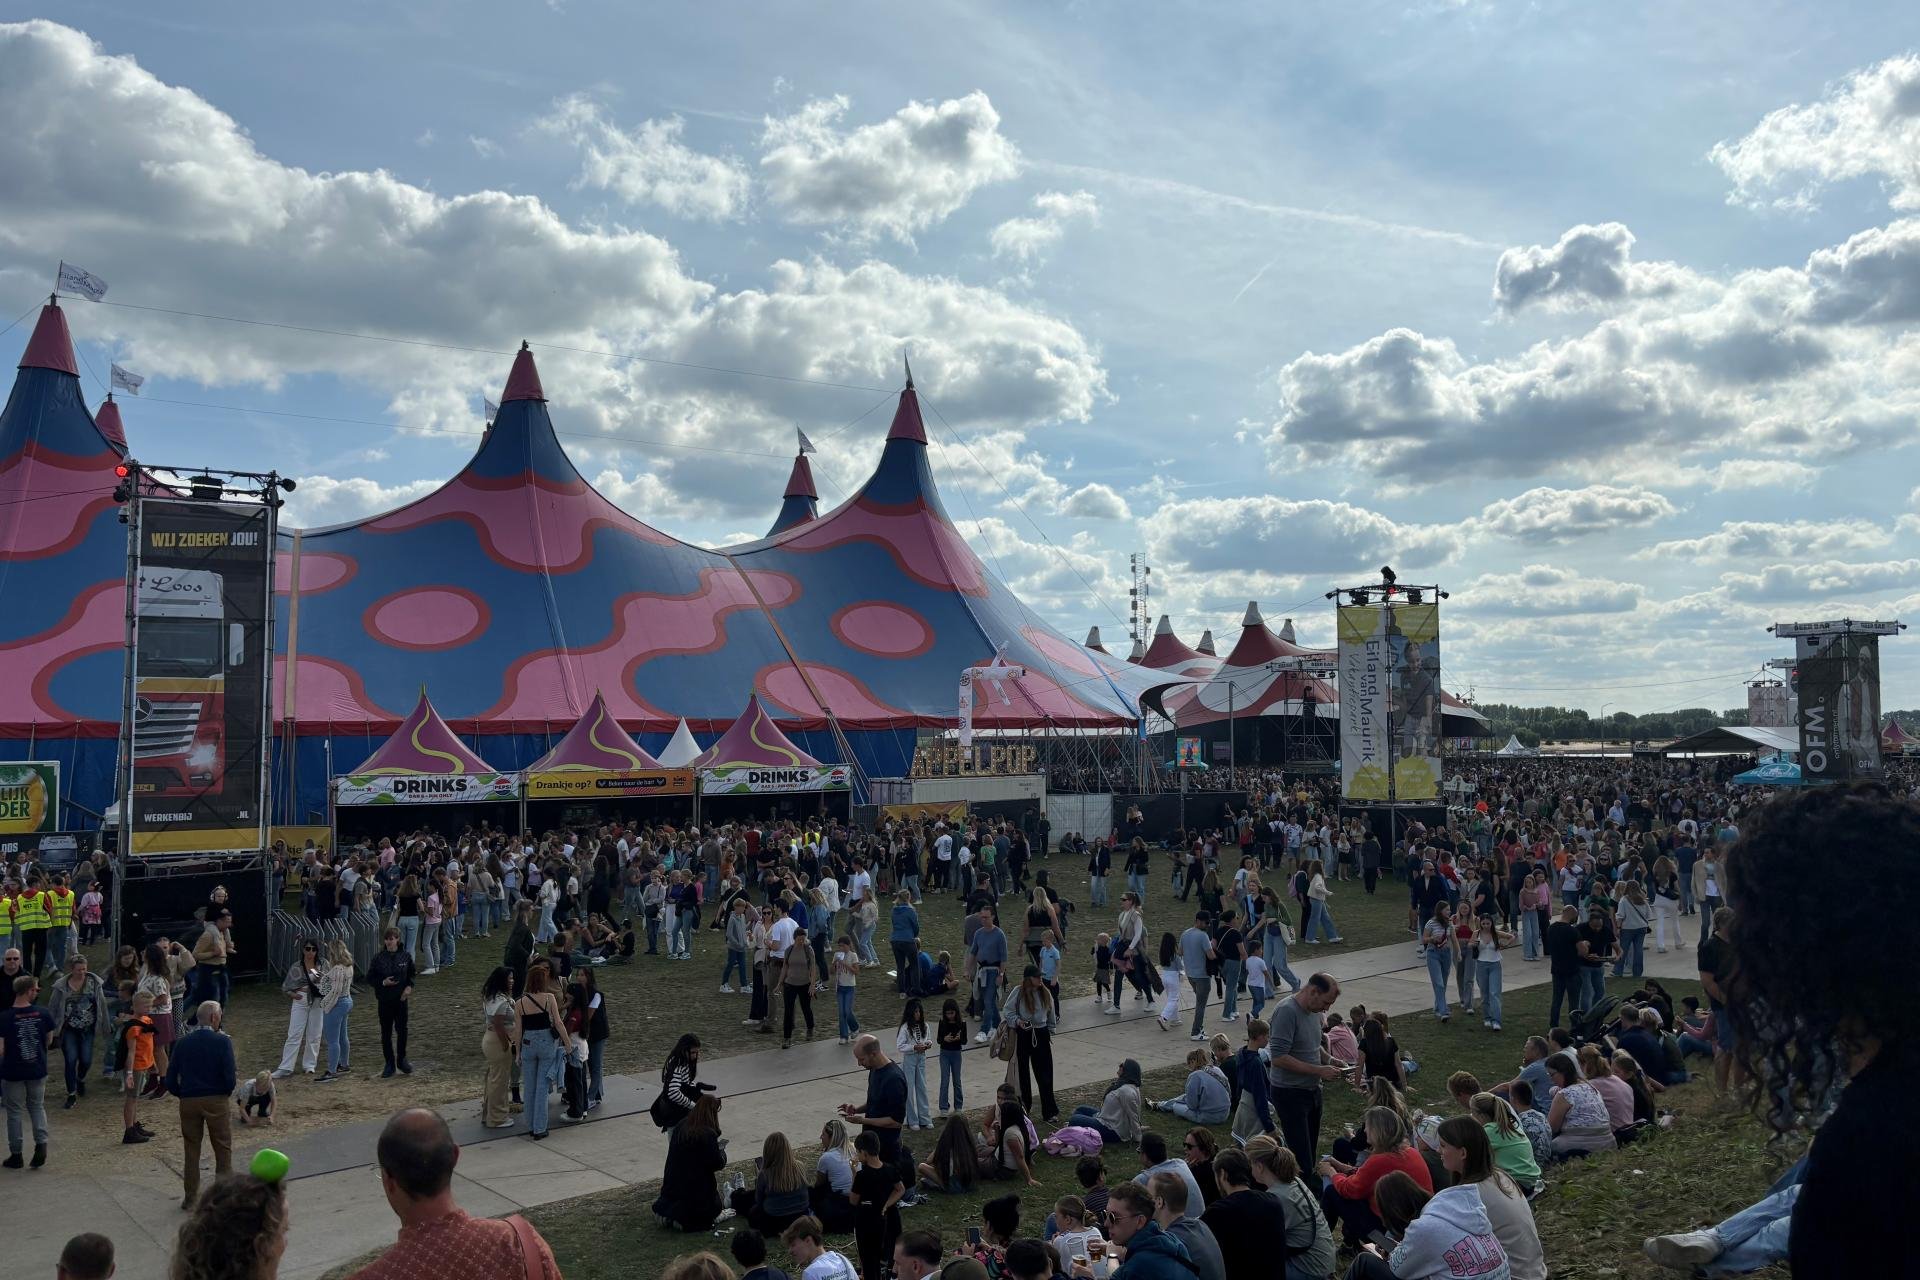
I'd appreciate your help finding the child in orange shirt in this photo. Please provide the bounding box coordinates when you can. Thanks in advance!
[119,991,156,1145]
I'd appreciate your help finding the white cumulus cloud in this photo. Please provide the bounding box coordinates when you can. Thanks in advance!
[1637,519,1893,561]
[759,91,1022,241]
[1060,482,1130,520]
[1710,54,1920,212]
[1473,484,1678,543]
[536,94,751,221]
[1141,495,1462,579]
[991,190,1100,264]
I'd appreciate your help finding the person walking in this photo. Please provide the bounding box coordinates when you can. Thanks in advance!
[1303,860,1343,943]
[1421,903,1458,1022]
[1180,914,1216,1041]
[317,940,355,1081]
[780,935,817,1050]
[46,952,108,1110]
[368,927,416,1078]
[0,971,54,1167]
[164,1000,236,1208]
[190,907,236,1018]
[515,965,572,1140]
[1002,965,1060,1121]
[888,892,920,995]
[274,941,328,1079]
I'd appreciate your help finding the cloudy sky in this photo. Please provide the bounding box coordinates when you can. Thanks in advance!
[7,5,1920,714]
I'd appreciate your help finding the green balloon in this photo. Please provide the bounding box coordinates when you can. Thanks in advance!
[251,1148,291,1184]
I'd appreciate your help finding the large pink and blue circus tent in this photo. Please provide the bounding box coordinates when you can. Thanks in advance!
[0,301,1158,823]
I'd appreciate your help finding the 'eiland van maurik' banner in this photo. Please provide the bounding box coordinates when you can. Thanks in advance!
[701,764,852,795]
[1338,605,1388,801]
[524,769,695,799]
[333,773,520,806]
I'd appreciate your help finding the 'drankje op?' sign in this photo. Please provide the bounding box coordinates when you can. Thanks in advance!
[524,769,695,799]
[333,772,520,806]
[700,764,852,795]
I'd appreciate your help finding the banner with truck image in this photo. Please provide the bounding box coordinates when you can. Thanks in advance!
[127,499,273,854]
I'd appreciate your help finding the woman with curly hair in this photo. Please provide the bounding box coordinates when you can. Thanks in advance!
[170,1174,287,1280]
[1688,784,1920,1278]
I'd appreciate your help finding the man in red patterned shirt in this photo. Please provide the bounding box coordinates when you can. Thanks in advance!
[349,1108,560,1280]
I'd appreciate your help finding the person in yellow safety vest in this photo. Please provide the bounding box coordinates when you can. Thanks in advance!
[45,874,75,973]
[14,874,51,977]
[0,883,15,954]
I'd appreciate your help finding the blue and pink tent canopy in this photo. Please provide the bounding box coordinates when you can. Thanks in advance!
[0,302,1156,817]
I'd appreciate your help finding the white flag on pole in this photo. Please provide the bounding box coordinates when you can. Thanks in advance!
[56,261,108,302]
[484,397,500,423]
[797,428,816,455]
[110,363,145,395]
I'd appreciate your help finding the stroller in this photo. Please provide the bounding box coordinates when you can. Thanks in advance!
[1569,994,1625,1048]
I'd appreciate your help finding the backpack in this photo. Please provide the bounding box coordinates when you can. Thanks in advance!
[1042,1125,1105,1156]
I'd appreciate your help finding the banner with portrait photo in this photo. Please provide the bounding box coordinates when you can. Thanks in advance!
[1387,601,1443,802]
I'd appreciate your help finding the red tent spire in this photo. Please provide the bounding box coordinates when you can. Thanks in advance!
[19,297,78,376]
[887,357,927,444]
[784,453,818,500]
[502,340,545,403]
[95,395,127,451]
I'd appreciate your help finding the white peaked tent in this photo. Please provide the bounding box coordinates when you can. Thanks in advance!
[658,718,704,767]
[1495,734,1536,757]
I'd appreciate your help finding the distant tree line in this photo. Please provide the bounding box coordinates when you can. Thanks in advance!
[1472,704,1741,748]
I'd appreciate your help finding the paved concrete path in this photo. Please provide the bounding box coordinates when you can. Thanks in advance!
[11,938,1701,1280]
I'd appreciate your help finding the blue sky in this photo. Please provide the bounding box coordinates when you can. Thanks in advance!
[6,4,1920,713]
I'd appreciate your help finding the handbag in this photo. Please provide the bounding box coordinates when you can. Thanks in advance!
[989,1022,1016,1062]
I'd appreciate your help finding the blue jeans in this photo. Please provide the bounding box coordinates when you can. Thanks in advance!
[723,949,749,988]
[441,920,457,967]
[1702,1183,1800,1276]
[939,1048,964,1110]
[1219,958,1242,1019]
[1249,986,1269,1020]
[588,1039,605,1104]
[1477,961,1503,1025]
[1613,928,1646,978]
[397,916,420,960]
[903,1050,929,1126]
[1579,966,1606,1011]
[1425,948,1452,1016]
[520,1029,561,1134]
[837,985,859,1039]
[645,913,661,953]
[61,1027,93,1096]
[671,914,694,956]
[1089,875,1108,906]
[1127,872,1147,901]
[324,995,353,1071]
[978,967,1003,1034]
[1304,900,1337,942]
[1266,932,1301,991]
[1520,910,1541,959]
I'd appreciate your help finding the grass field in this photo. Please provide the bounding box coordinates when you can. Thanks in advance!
[323,980,1792,1280]
[64,855,1419,1154]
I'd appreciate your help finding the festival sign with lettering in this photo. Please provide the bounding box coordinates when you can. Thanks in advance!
[333,772,520,806]
[701,764,852,795]
[910,737,1041,778]
[0,762,59,835]
[525,769,694,799]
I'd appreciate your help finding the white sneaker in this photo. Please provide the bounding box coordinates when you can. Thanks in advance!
[1189,1033,1205,1042]
[974,1031,991,1043]
[719,984,736,993]
[1221,1013,1238,1023]
[421,967,439,976]
[1642,1231,1721,1270]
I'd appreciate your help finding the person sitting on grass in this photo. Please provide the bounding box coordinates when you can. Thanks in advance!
[1243,1136,1336,1280]
[729,1130,812,1235]
[1133,1131,1204,1218]
[1316,1106,1434,1250]
[660,1253,734,1280]
[963,1195,1024,1277]
[653,1094,727,1232]
[57,1232,114,1280]
[1155,1049,1230,1124]
[1543,1052,1615,1158]
[1069,1058,1143,1146]
[1445,1070,1483,1113]
[1609,1050,1660,1126]
[1147,1172,1227,1280]
[915,1113,979,1196]
[1576,1046,1636,1134]
[781,1214,860,1280]
[1435,1116,1544,1280]
[730,1228,792,1280]
[1067,1182,1190,1280]
[1501,1081,1553,1172]
[1343,1170,1510,1280]
[1183,1128,1221,1207]
[1331,1079,1416,1166]
[1491,1037,1554,1114]
[809,1119,858,1232]
[1467,1093,1541,1193]
[1048,1195,1106,1276]
[1202,1149,1293,1280]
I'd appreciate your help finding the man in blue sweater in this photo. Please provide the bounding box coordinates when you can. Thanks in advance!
[968,906,1008,1039]
[165,1000,237,1208]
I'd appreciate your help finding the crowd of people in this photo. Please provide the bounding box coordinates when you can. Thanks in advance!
[2,752,1911,1280]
